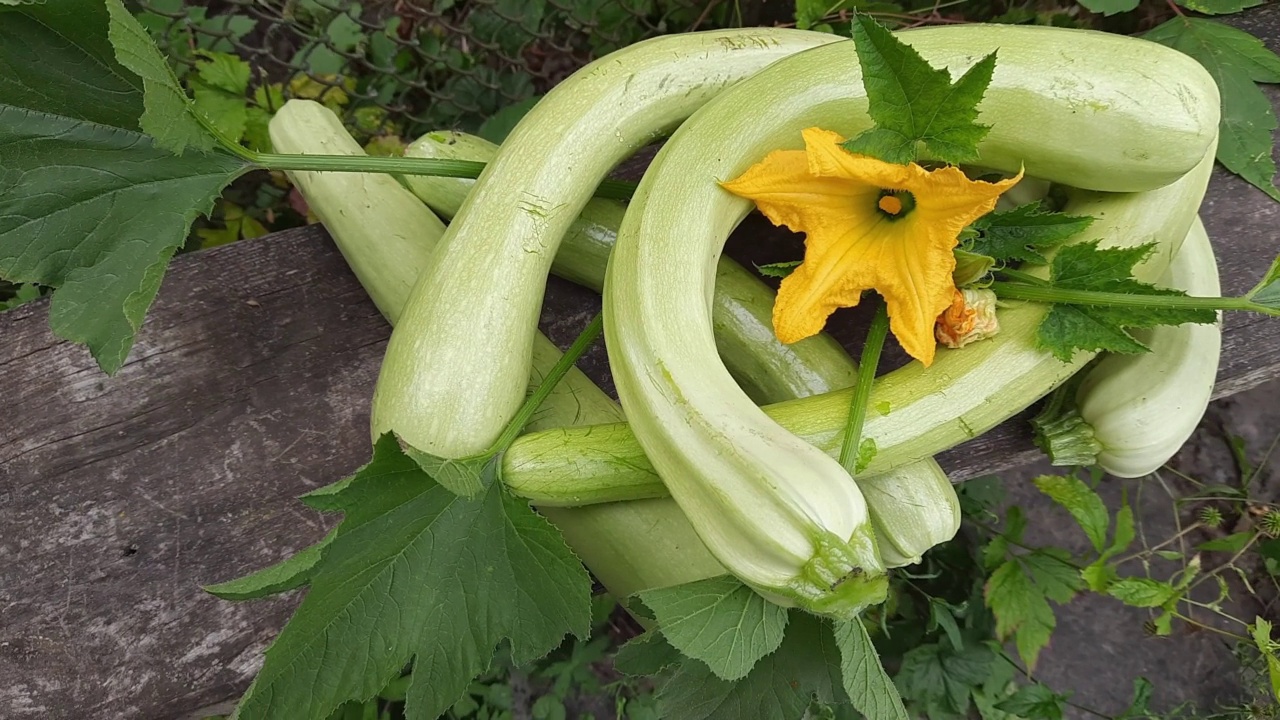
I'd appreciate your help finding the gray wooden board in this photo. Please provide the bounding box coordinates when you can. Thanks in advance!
[4,26,1280,720]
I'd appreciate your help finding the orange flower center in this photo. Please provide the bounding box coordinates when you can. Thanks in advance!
[877,195,903,215]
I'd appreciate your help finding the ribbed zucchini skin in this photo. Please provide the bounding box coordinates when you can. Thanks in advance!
[371,29,842,459]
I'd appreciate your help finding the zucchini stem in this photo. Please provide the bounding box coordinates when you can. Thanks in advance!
[491,314,604,454]
[202,108,639,201]
[991,280,1279,316]
[251,152,638,201]
[1030,378,1102,467]
[839,299,889,475]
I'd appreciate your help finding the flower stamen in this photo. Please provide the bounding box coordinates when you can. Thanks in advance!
[878,195,903,215]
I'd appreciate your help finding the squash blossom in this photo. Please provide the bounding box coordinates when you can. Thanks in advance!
[721,127,1021,366]
[936,288,1000,349]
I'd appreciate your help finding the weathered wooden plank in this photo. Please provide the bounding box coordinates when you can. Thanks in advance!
[4,19,1280,720]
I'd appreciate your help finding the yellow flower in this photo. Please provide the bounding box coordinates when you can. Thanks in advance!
[721,128,1021,366]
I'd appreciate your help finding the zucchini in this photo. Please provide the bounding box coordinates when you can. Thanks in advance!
[504,126,1219,509]
[1075,215,1222,478]
[400,130,857,405]
[267,99,619,432]
[597,26,1217,615]
[370,28,843,459]
[406,132,959,578]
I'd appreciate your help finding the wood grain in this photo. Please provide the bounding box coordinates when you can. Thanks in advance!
[3,13,1280,719]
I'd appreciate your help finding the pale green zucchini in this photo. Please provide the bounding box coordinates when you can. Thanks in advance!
[268,99,444,324]
[598,26,1216,615]
[267,99,618,431]
[267,98,950,605]
[401,130,857,405]
[370,29,843,459]
[403,132,959,578]
[1075,215,1222,478]
[503,138,1219,509]
[371,21,1217,468]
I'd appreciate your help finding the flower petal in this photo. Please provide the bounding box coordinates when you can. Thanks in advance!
[720,148,880,237]
[802,128,916,189]
[737,127,1023,366]
[773,218,888,344]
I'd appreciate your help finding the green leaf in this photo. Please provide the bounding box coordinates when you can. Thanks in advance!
[1255,253,1280,293]
[0,1,248,368]
[1177,0,1264,14]
[1081,562,1117,593]
[1197,530,1255,552]
[1252,618,1280,702]
[1022,549,1083,604]
[756,260,802,279]
[0,0,143,128]
[105,0,213,154]
[855,437,878,474]
[203,529,336,600]
[0,283,41,311]
[929,599,964,652]
[614,632,684,678]
[0,107,247,372]
[894,642,993,716]
[638,576,788,682]
[1033,475,1108,552]
[1075,0,1138,16]
[834,620,907,720]
[953,249,995,286]
[234,434,592,720]
[1108,497,1136,560]
[969,203,1094,266]
[400,443,493,497]
[985,559,1057,670]
[656,612,843,720]
[994,684,1066,719]
[191,51,251,141]
[1034,241,1218,362]
[843,15,996,165]
[1106,578,1179,608]
[195,50,251,94]
[795,0,833,30]
[478,96,541,144]
[1116,678,1154,720]
[1254,276,1280,311]
[1146,18,1280,201]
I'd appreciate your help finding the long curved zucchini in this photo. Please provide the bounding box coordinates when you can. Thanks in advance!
[266,100,615,425]
[401,131,856,405]
[598,27,1218,614]
[370,29,843,459]
[504,120,1219,508]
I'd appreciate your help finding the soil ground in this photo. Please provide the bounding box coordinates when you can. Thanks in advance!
[1008,377,1280,717]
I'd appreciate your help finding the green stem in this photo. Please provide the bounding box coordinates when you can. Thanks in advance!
[490,314,605,453]
[194,84,638,202]
[839,299,889,475]
[991,280,1278,315]
[244,148,638,201]
[996,268,1050,286]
